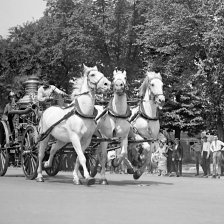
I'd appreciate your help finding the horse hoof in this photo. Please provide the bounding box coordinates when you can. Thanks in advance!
[36,177,44,182]
[127,168,134,174]
[73,179,82,185]
[101,179,109,185]
[86,177,95,186]
[42,162,51,170]
[111,158,118,168]
[133,170,142,180]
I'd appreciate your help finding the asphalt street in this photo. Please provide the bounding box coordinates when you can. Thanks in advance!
[0,168,224,224]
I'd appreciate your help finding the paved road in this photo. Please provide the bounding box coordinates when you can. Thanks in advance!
[0,168,224,224]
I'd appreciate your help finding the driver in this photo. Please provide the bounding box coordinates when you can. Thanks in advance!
[37,77,67,109]
[2,91,17,137]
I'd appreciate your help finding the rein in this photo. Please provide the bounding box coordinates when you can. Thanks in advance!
[88,75,104,91]
[95,98,131,121]
[107,99,131,119]
[129,100,159,123]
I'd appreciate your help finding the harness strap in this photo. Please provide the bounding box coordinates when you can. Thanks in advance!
[138,102,159,121]
[129,111,139,123]
[37,109,76,143]
[37,99,97,144]
[107,99,132,119]
[74,98,97,119]
[95,107,109,121]
[132,126,149,141]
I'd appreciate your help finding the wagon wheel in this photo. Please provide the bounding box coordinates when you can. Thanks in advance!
[0,121,9,176]
[45,152,61,176]
[21,125,38,180]
[79,152,99,178]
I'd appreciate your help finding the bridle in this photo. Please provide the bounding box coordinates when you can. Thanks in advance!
[87,72,105,91]
[113,77,127,95]
[145,78,164,104]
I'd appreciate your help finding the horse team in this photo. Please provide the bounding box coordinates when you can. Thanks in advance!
[37,64,165,185]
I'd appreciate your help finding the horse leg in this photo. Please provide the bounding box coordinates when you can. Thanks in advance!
[98,141,109,185]
[73,157,82,185]
[112,137,127,166]
[36,136,50,182]
[44,140,65,168]
[70,134,95,186]
[133,142,151,180]
[112,137,130,169]
[121,137,135,174]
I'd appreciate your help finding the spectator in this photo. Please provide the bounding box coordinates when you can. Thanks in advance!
[190,139,202,176]
[2,91,17,136]
[166,140,174,176]
[171,138,183,177]
[210,135,224,179]
[156,139,168,176]
[201,136,210,178]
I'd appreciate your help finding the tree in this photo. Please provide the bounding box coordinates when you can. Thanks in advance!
[136,0,223,138]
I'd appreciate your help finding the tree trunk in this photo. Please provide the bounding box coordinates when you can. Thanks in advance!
[217,110,224,141]
[174,127,181,139]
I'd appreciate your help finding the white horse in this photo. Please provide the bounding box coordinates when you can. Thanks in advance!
[128,71,165,179]
[96,70,132,184]
[36,65,111,185]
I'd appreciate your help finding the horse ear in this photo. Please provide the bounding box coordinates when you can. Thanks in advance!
[123,70,126,77]
[83,64,88,72]
[113,70,117,77]
[93,65,98,71]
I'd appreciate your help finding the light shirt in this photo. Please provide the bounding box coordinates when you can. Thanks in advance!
[3,102,16,115]
[202,142,210,152]
[210,140,224,152]
[37,85,65,102]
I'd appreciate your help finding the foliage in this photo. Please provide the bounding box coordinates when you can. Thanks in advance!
[136,0,224,138]
[1,0,224,138]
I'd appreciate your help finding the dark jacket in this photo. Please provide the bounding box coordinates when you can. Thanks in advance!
[172,143,183,160]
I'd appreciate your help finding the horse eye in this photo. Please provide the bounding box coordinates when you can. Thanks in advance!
[151,83,154,86]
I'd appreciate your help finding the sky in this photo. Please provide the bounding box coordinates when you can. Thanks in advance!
[0,0,47,38]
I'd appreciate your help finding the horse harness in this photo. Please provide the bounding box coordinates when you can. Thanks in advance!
[129,100,159,123]
[95,98,132,122]
[37,92,98,145]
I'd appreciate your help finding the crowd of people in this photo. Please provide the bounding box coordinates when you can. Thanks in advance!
[150,138,183,177]
[150,134,224,179]
[191,135,224,179]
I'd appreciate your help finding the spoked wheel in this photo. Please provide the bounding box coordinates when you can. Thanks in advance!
[0,121,9,176]
[21,125,38,180]
[79,152,99,178]
[45,153,61,176]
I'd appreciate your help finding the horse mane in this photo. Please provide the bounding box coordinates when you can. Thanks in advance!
[70,77,85,100]
[138,71,162,97]
[70,66,99,100]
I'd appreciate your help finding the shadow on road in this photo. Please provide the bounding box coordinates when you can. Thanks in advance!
[44,176,173,187]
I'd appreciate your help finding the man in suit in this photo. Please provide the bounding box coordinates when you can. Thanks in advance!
[190,139,202,176]
[201,135,211,177]
[172,138,183,177]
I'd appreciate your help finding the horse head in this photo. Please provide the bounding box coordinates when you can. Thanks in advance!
[83,64,111,94]
[139,71,165,109]
[112,69,127,95]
